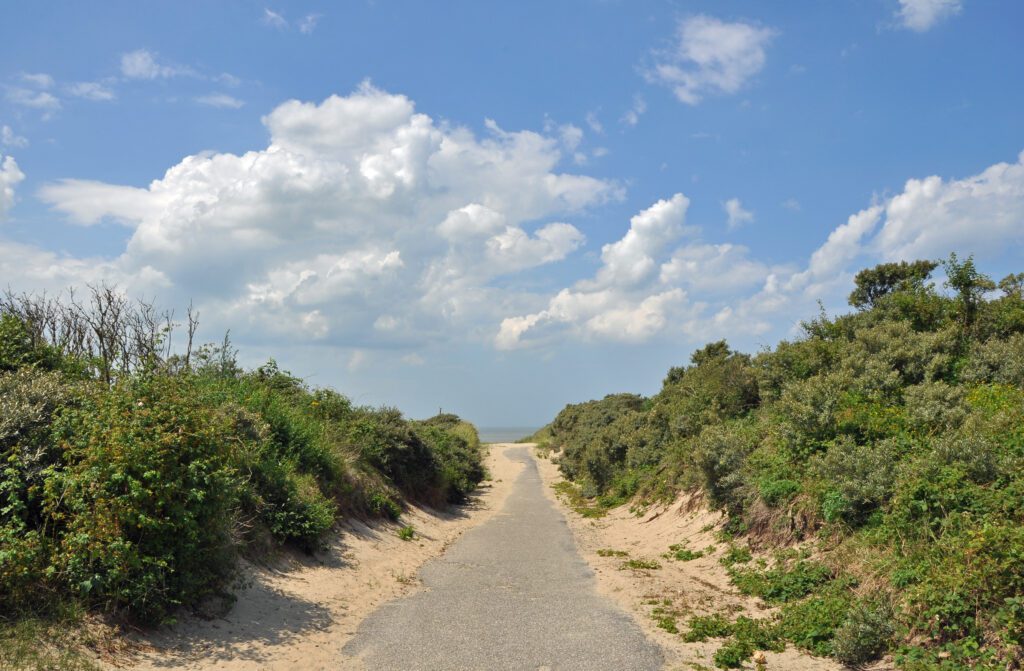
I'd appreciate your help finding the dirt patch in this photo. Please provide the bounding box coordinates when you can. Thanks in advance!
[533,447,850,671]
[106,443,526,671]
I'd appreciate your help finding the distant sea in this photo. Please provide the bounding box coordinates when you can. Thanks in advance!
[477,427,540,443]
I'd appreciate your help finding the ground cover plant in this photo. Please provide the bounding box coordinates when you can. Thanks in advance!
[0,286,485,663]
[538,255,1024,669]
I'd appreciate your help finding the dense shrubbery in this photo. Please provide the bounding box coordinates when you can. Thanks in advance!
[0,288,484,626]
[542,254,1024,669]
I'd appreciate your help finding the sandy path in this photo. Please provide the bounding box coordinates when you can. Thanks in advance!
[340,446,662,670]
[111,443,525,671]
[533,447,849,671]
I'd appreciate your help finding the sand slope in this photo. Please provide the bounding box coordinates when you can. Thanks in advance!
[533,447,857,671]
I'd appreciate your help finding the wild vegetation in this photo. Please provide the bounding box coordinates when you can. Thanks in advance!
[0,286,484,666]
[537,255,1024,669]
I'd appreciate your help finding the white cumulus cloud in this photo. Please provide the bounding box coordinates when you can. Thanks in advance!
[896,0,962,31]
[648,15,776,105]
[16,80,1023,365]
[19,73,54,89]
[298,14,321,34]
[67,81,116,101]
[37,180,159,226]
[6,88,60,113]
[497,150,1024,351]
[121,49,191,79]
[0,155,25,221]
[590,193,691,289]
[620,94,646,126]
[724,197,754,229]
[497,194,696,348]
[196,93,245,109]
[262,8,288,29]
[1,126,28,148]
[30,83,615,350]
[873,150,1024,259]
[659,243,769,295]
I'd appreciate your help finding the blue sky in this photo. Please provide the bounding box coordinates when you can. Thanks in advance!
[1,0,1022,426]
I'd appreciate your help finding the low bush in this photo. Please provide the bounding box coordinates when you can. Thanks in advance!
[719,544,753,567]
[619,558,661,571]
[49,374,244,623]
[728,557,835,604]
[668,544,704,561]
[700,615,784,669]
[683,613,733,642]
[778,588,853,657]
[413,419,485,503]
[831,598,895,666]
[809,435,901,525]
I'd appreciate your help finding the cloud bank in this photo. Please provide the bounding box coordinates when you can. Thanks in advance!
[32,82,615,348]
[2,84,1018,365]
[499,151,1024,349]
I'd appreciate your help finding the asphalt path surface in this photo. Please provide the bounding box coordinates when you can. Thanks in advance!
[342,446,663,670]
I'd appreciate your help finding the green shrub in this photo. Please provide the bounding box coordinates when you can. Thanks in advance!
[549,393,647,491]
[258,469,336,551]
[731,615,784,652]
[683,613,733,642]
[710,617,784,669]
[397,525,415,541]
[719,544,753,567]
[778,589,852,657]
[831,599,895,666]
[729,558,834,604]
[0,315,64,374]
[368,491,402,520]
[774,373,849,459]
[668,544,704,561]
[0,369,76,612]
[348,408,447,502]
[810,435,901,525]
[225,372,347,490]
[50,374,241,623]
[692,423,757,513]
[961,334,1024,386]
[620,558,661,570]
[652,341,759,441]
[713,639,752,669]
[756,476,801,507]
[204,396,339,550]
[904,381,967,434]
[413,420,485,503]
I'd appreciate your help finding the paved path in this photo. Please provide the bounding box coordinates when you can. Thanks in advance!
[341,446,663,670]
